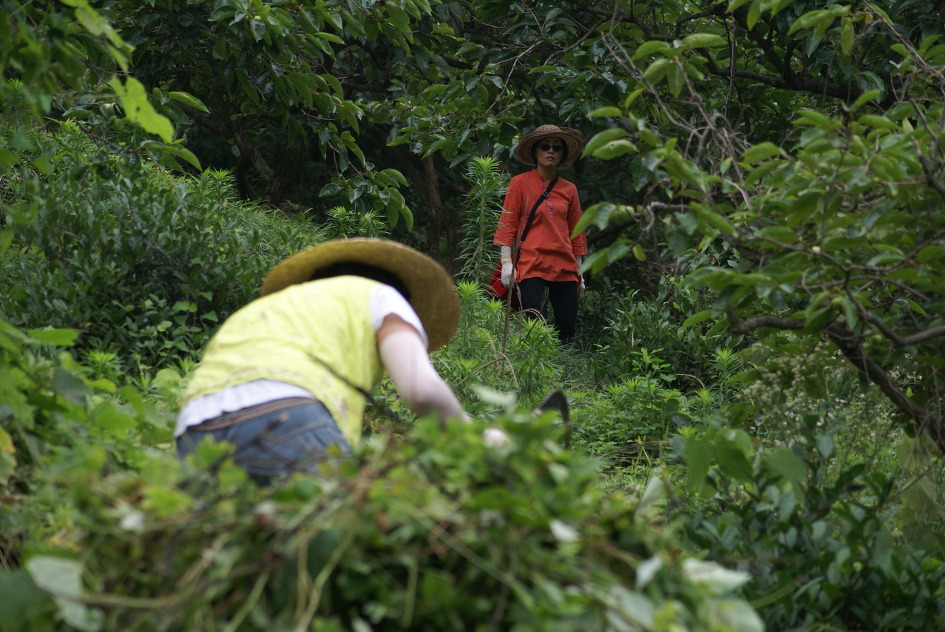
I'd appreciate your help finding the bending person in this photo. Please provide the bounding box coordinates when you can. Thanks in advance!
[175,238,473,482]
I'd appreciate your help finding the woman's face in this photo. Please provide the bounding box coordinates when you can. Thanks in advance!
[534,137,565,168]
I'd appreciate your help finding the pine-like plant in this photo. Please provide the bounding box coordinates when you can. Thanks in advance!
[455,156,508,283]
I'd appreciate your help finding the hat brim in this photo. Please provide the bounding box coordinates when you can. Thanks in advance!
[514,127,585,168]
[260,238,459,350]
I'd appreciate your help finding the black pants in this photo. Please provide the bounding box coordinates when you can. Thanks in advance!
[518,277,579,343]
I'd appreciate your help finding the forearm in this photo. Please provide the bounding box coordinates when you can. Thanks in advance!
[379,331,468,422]
[500,245,511,262]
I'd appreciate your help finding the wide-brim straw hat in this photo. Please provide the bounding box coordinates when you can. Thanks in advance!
[260,238,459,350]
[514,124,586,168]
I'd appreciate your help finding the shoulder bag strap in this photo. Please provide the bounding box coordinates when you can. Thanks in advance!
[513,176,558,264]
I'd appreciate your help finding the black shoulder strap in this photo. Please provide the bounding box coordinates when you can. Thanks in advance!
[513,176,558,263]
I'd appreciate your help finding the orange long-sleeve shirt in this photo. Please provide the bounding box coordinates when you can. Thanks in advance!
[493,170,587,283]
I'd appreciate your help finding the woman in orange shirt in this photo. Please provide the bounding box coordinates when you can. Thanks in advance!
[493,124,588,343]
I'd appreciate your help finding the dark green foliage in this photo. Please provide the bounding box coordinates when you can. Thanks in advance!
[673,416,945,631]
[0,317,762,632]
[585,276,746,390]
[455,156,507,283]
[0,123,324,370]
[438,280,564,410]
[2,3,945,630]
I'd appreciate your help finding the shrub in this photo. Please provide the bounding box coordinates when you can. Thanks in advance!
[433,280,565,415]
[0,316,764,632]
[455,156,507,283]
[585,276,746,391]
[672,414,945,631]
[0,123,324,370]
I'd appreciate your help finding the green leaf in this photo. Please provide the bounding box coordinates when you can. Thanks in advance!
[319,182,343,197]
[746,0,762,29]
[741,142,783,165]
[744,159,781,186]
[0,570,53,630]
[848,89,883,113]
[592,139,638,160]
[918,34,942,57]
[683,437,713,490]
[794,109,839,130]
[142,140,202,170]
[716,443,753,481]
[764,447,807,484]
[867,252,903,266]
[840,18,855,53]
[109,78,175,143]
[916,244,944,263]
[643,58,672,83]
[589,106,623,118]
[788,9,829,35]
[585,128,630,155]
[682,310,714,328]
[858,114,899,131]
[25,556,102,632]
[697,208,736,235]
[756,226,797,243]
[0,147,17,167]
[634,41,673,59]
[680,33,727,49]
[168,91,210,114]
[666,64,684,97]
[380,168,408,186]
[26,328,80,347]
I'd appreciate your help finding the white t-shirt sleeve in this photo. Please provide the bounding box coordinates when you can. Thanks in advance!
[370,284,428,348]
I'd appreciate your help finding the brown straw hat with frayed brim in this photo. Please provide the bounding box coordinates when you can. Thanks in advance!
[514,124,586,168]
[260,238,459,350]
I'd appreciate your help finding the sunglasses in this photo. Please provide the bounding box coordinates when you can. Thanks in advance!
[538,143,565,152]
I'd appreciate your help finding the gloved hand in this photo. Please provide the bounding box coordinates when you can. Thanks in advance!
[578,275,585,298]
[483,427,510,448]
[500,259,514,288]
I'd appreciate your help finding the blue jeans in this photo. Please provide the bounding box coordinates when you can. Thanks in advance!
[176,399,350,483]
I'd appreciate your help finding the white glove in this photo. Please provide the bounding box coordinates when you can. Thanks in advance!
[579,275,585,299]
[483,427,510,448]
[500,260,514,288]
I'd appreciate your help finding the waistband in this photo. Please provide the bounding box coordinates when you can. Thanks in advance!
[189,397,317,432]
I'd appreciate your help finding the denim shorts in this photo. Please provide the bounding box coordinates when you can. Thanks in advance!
[176,399,350,482]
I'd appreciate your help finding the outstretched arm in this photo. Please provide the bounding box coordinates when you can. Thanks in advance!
[377,314,468,422]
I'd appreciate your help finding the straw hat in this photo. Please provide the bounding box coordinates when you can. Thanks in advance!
[514,124,586,168]
[260,238,459,350]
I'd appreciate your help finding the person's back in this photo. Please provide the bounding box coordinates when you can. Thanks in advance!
[180,276,387,447]
[174,238,479,483]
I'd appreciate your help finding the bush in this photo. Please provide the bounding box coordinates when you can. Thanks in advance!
[0,122,324,371]
[672,414,945,631]
[584,276,746,391]
[0,316,764,632]
[434,280,565,413]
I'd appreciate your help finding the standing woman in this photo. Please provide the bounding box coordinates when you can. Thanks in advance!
[493,124,588,344]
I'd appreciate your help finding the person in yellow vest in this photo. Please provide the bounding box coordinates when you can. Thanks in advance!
[175,238,485,482]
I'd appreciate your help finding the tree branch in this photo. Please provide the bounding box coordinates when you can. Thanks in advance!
[824,323,945,453]
[727,309,945,453]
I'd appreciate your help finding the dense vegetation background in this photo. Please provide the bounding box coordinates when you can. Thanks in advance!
[1,0,944,630]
